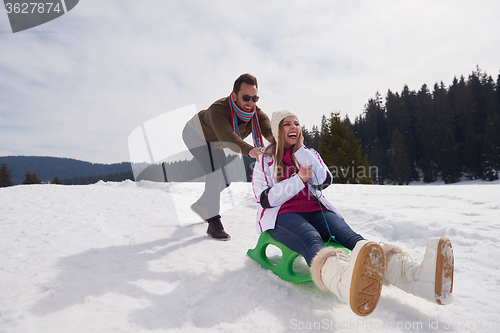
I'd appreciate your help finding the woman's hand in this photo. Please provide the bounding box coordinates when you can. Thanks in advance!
[298,165,313,183]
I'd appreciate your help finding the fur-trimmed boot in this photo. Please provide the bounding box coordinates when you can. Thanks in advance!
[311,241,385,316]
[382,237,454,305]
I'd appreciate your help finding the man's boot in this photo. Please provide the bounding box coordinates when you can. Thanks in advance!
[206,217,231,241]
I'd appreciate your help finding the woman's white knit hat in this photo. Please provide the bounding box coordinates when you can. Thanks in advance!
[270,110,298,139]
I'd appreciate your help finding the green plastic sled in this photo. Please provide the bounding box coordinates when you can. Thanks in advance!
[247,231,351,283]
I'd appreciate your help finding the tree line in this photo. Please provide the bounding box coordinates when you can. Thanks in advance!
[59,171,134,185]
[0,162,133,187]
[2,68,498,187]
[303,67,500,184]
[1,164,48,186]
[0,156,132,185]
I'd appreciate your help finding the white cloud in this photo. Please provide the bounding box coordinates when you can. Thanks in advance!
[1,0,499,163]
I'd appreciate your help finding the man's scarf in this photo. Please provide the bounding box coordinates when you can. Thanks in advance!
[229,94,264,148]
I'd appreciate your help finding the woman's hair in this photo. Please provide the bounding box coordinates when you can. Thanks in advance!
[272,117,303,183]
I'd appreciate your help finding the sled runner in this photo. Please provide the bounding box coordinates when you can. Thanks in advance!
[247,231,351,283]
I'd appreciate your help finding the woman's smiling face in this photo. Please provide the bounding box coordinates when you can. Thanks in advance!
[281,116,301,149]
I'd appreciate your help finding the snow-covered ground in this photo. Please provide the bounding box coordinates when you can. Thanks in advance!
[1,180,499,333]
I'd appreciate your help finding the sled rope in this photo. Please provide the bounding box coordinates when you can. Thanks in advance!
[312,169,337,246]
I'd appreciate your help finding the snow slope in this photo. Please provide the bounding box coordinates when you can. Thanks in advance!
[1,180,499,333]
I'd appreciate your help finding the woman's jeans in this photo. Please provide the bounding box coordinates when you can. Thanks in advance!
[268,210,364,266]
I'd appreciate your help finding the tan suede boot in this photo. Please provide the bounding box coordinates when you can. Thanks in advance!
[382,238,454,305]
[311,241,385,316]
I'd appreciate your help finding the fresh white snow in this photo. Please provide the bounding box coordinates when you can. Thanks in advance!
[1,180,499,333]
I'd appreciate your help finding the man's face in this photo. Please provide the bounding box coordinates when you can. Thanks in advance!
[233,82,258,112]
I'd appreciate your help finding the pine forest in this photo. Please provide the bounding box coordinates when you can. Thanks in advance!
[303,67,500,184]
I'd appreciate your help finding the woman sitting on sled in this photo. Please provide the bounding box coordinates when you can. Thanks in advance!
[251,110,454,316]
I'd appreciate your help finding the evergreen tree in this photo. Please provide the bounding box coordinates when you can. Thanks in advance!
[388,128,412,185]
[320,115,328,135]
[363,92,387,151]
[415,84,437,182]
[400,85,418,180]
[22,170,42,184]
[449,76,480,179]
[432,82,456,180]
[348,67,500,183]
[319,112,372,184]
[52,176,63,184]
[302,126,312,148]
[352,116,367,153]
[343,115,352,129]
[302,125,321,151]
[386,90,412,146]
[369,137,386,184]
[497,73,500,111]
[468,67,494,135]
[463,124,482,179]
[441,129,461,184]
[482,113,500,181]
[385,89,415,180]
[311,125,321,151]
[0,163,14,187]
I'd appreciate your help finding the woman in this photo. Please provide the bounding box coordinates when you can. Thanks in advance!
[252,110,454,316]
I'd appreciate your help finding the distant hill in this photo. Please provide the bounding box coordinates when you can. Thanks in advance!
[0,156,133,185]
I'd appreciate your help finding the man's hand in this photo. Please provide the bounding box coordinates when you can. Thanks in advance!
[249,147,267,161]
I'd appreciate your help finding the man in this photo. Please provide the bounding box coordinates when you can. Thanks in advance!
[182,74,273,240]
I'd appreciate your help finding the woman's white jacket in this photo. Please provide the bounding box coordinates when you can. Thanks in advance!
[252,146,342,233]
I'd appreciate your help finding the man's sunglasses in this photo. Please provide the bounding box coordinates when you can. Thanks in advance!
[242,95,259,102]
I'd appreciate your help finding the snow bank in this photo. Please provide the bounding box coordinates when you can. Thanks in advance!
[1,180,499,332]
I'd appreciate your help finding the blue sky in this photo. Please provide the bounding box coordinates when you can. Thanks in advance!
[1,0,499,163]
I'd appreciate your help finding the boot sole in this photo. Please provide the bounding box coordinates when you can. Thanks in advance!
[206,232,231,241]
[349,242,385,316]
[435,238,454,305]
